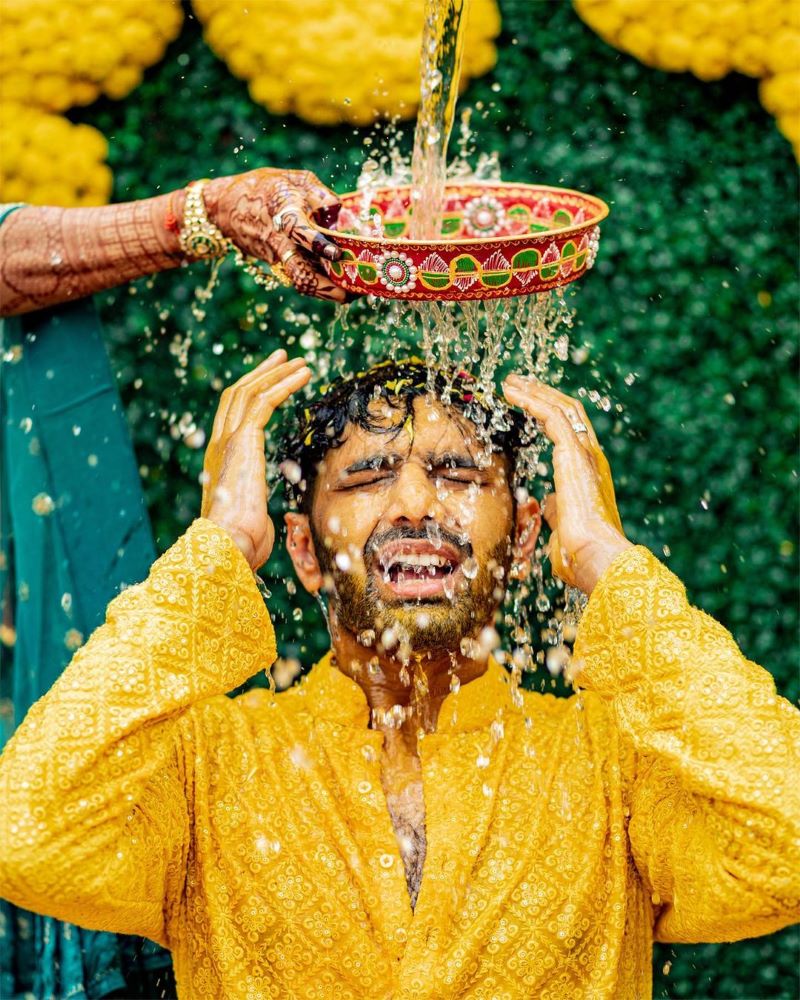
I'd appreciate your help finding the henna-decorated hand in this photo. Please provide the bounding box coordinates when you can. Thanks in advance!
[503,375,632,594]
[204,169,349,303]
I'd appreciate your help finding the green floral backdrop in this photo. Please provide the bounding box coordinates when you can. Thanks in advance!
[73,0,798,995]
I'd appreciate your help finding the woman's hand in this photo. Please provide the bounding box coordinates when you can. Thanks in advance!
[202,350,311,570]
[503,375,632,594]
[204,169,347,302]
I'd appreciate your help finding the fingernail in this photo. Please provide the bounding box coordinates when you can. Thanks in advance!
[504,374,523,385]
[323,243,341,261]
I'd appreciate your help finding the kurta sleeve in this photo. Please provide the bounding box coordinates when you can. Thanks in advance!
[0,518,276,947]
[573,545,800,943]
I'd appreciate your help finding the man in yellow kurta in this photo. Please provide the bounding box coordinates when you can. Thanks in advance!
[0,352,798,1000]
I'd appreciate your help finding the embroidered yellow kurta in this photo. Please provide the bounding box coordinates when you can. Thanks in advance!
[1,520,798,999]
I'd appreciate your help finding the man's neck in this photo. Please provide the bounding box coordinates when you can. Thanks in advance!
[328,609,488,753]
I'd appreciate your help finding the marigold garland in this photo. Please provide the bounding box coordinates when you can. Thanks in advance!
[0,0,183,206]
[191,0,501,126]
[573,0,800,159]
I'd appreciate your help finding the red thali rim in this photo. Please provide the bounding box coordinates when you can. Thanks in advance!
[314,180,610,247]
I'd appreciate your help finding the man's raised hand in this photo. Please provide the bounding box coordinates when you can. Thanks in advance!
[503,374,632,594]
[202,350,311,570]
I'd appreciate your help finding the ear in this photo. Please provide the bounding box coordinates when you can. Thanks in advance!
[284,512,324,594]
[510,496,541,580]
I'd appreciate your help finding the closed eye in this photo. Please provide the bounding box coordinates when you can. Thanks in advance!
[337,473,393,490]
[435,470,487,486]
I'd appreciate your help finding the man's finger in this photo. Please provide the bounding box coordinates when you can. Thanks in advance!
[211,349,287,442]
[225,358,308,433]
[542,492,559,530]
[503,382,584,449]
[504,376,598,453]
[248,366,312,427]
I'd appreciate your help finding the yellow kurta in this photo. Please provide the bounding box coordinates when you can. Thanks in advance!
[0,519,798,999]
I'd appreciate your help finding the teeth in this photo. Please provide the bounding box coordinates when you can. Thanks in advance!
[384,553,451,570]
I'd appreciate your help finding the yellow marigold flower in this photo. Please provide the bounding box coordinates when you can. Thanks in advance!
[32,76,72,113]
[776,110,799,150]
[654,33,693,73]
[104,66,144,101]
[0,105,111,207]
[71,81,101,107]
[0,0,183,203]
[765,28,800,74]
[0,0,183,113]
[29,182,76,206]
[192,0,501,126]
[760,71,800,115]
[730,35,769,77]
[73,123,109,160]
[616,23,655,64]
[689,37,731,81]
[674,2,716,39]
[573,0,798,159]
[574,1,626,42]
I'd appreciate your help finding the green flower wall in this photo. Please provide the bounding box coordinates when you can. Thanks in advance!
[75,1,798,995]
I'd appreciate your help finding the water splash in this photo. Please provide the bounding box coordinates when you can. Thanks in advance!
[409,0,470,238]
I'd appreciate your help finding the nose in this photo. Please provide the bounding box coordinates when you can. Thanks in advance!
[384,461,444,527]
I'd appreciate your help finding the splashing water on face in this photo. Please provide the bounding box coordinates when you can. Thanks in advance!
[312,2,588,699]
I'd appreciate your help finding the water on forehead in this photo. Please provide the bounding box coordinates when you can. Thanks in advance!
[323,395,488,475]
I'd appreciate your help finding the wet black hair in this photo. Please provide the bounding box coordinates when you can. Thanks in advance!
[280,358,531,513]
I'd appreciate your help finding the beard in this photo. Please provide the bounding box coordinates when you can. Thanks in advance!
[315,524,512,653]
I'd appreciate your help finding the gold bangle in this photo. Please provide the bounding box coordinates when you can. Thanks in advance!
[178,180,230,260]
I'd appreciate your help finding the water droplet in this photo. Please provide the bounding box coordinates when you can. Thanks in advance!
[32,493,55,516]
[462,556,478,579]
[425,522,443,549]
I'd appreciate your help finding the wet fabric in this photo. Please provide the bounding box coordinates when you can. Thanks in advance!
[1,520,797,999]
[0,234,174,995]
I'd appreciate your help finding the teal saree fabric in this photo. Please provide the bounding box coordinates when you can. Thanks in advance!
[0,209,175,997]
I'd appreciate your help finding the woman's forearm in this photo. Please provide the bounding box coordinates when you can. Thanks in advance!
[0,189,187,317]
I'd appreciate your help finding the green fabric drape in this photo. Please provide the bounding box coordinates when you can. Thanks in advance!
[0,210,175,997]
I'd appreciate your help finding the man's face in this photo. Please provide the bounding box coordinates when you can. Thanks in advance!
[306,394,517,654]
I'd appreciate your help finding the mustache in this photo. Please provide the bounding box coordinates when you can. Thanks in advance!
[364,524,472,565]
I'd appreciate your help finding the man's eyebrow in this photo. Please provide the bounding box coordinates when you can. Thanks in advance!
[342,452,404,475]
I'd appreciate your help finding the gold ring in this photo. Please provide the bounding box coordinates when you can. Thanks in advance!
[281,248,299,265]
[269,262,294,287]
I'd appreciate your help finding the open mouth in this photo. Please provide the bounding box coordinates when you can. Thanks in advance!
[375,541,463,600]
